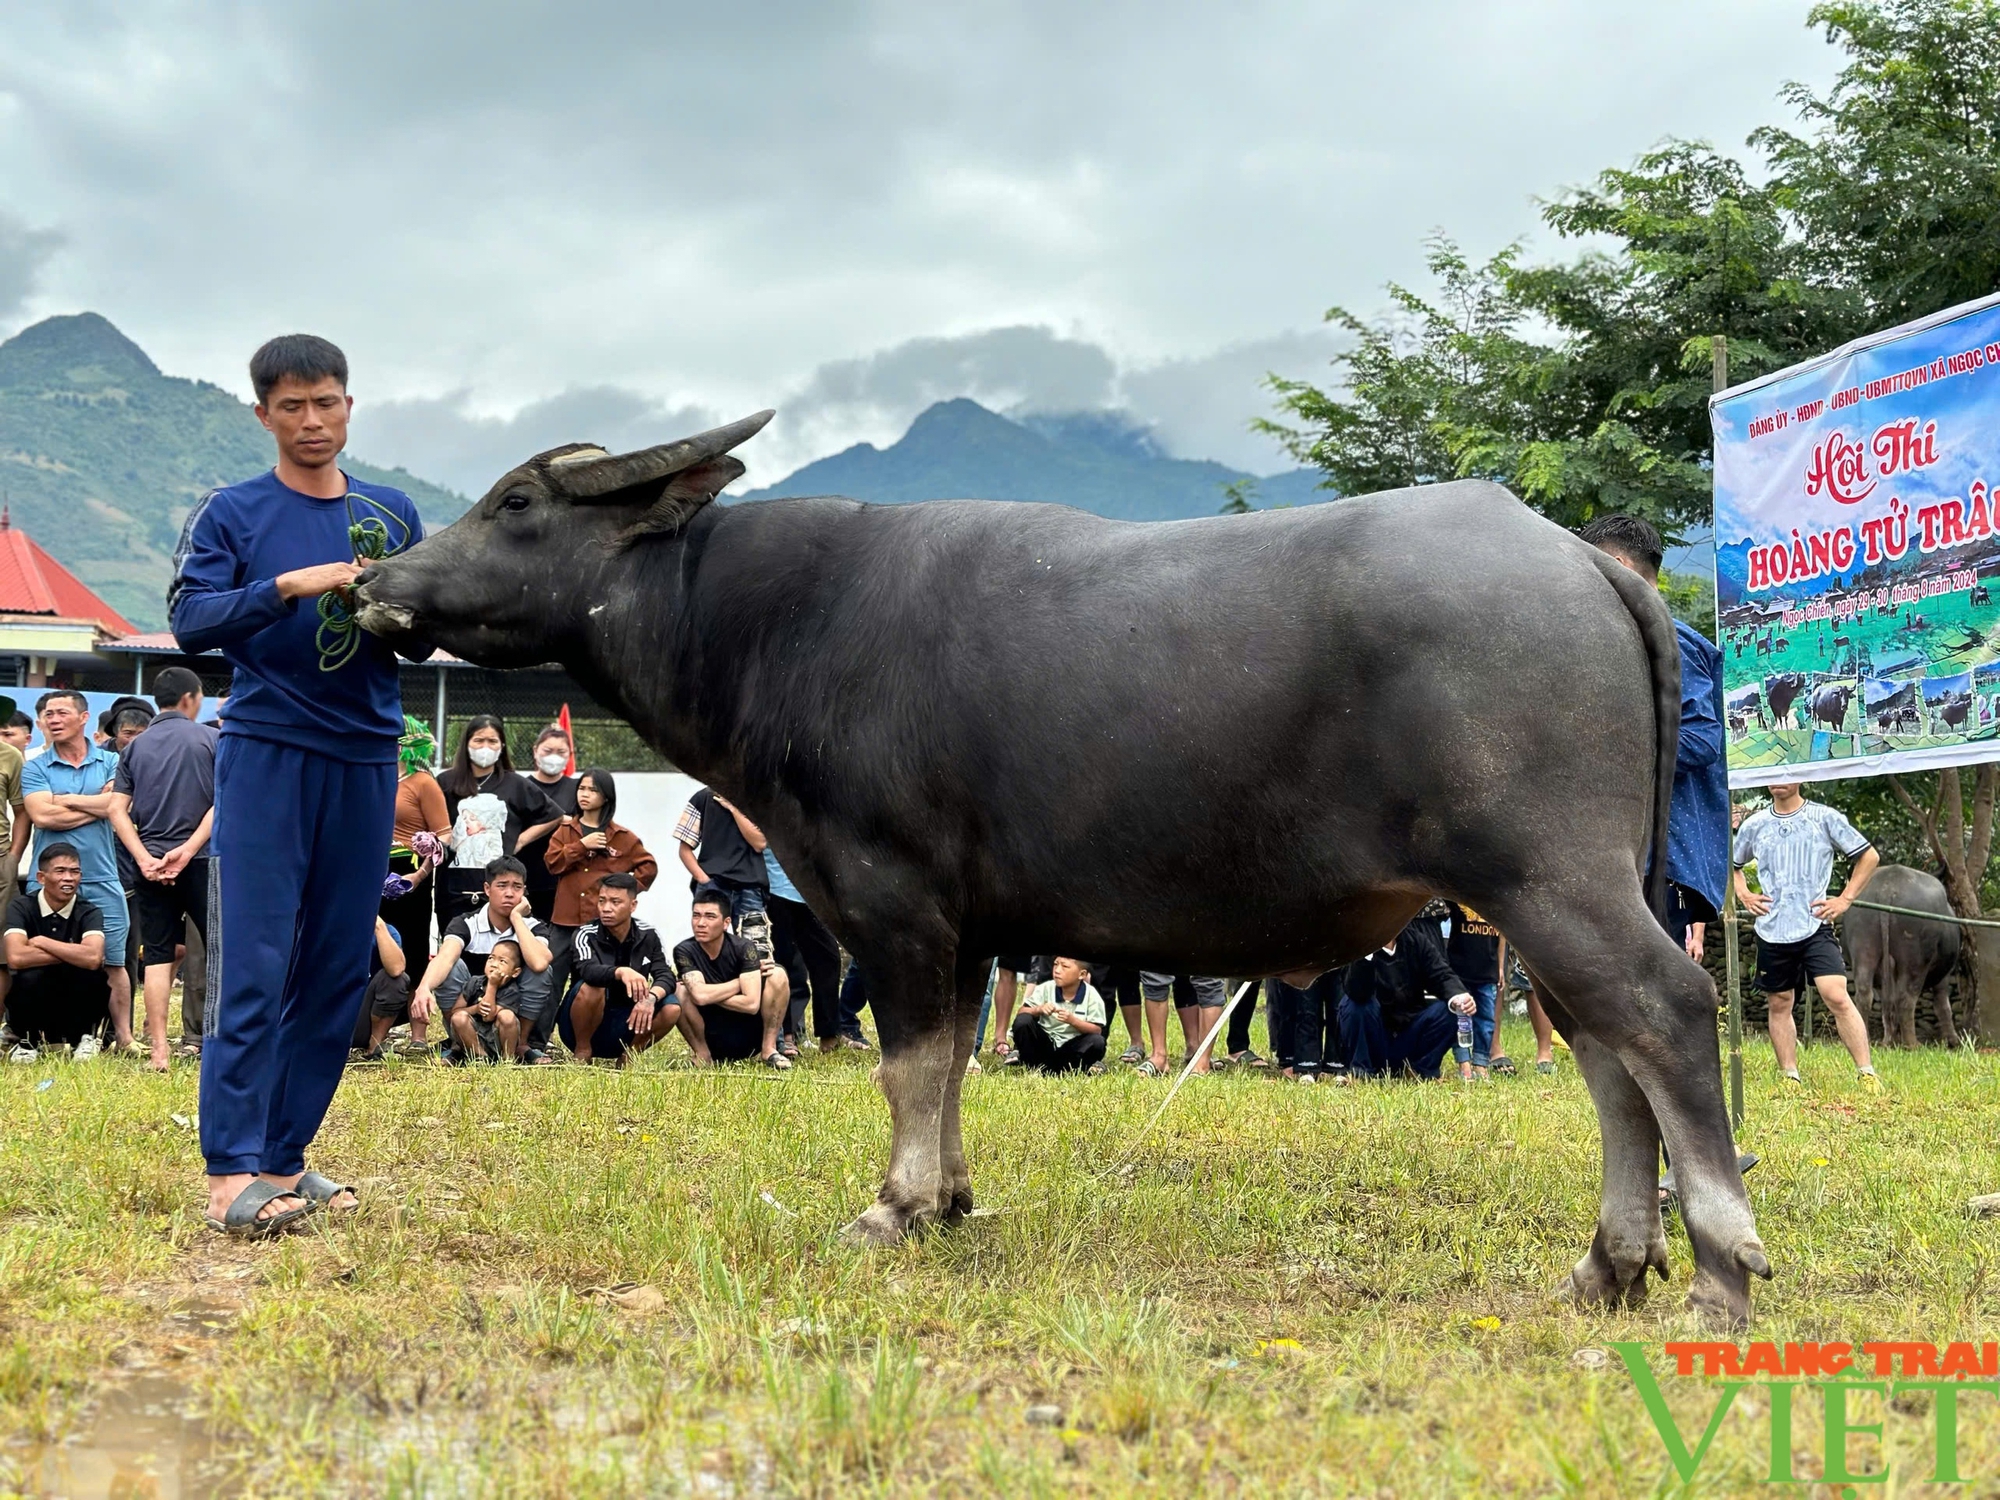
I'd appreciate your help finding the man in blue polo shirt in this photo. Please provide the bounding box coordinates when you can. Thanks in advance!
[22,689,132,1052]
[171,333,422,1238]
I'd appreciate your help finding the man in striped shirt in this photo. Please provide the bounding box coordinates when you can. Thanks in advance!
[1732,785,1881,1088]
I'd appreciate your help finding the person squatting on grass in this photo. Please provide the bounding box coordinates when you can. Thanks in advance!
[107,666,216,1074]
[23,689,135,1053]
[449,937,540,1062]
[673,885,792,1069]
[562,871,680,1064]
[407,856,553,1063]
[169,333,424,1237]
[1733,783,1882,1087]
[1337,918,1476,1080]
[3,842,109,1058]
[1010,957,1108,1074]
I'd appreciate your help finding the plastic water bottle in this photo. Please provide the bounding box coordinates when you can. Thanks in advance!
[1456,1011,1474,1058]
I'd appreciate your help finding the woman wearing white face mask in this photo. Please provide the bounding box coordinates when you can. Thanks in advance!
[516,725,579,920]
[435,715,561,938]
[515,724,578,1058]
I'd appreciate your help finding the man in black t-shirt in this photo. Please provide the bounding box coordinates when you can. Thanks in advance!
[673,786,771,921]
[559,872,677,1063]
[1445,903,1507,1078]
[673,886,791,1067]
[2,841,110,1056]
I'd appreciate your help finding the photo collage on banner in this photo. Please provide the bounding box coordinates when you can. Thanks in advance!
[1712,290,2000,788]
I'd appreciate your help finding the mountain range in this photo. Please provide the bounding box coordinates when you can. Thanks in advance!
[0,314,1328,630]
[741,399,1329,518]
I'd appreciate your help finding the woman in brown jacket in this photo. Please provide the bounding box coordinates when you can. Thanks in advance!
[543,768,658,1029]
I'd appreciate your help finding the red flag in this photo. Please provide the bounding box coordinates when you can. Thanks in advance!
[558,703,575,774]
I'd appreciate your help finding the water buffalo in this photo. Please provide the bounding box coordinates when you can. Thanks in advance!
[351,415,1767,1324]
[1938,692,1972,730]
[1811,683,1855,731]
[1844,864,1960,1048]
[1765,673,1807,724]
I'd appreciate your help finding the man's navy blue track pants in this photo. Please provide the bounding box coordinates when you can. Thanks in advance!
[199,736,395,1177]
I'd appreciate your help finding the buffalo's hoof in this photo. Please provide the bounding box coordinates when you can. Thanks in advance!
[1568,1233,1669,1310]
[842,1203,918,1245]
[940,1185,974,1224]
[1686,1240,1769,1330]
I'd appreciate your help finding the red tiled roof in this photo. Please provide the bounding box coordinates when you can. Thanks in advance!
[0,513,134,634]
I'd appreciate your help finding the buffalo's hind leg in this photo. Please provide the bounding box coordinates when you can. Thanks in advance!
[842,935,965,1245]
[937,949,989,1220]
[1525,977,1668,1309]
[1500,878,1768,1328]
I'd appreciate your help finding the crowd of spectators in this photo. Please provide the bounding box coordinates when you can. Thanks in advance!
[0,675,1539,1083]
[0,635,1888,1096]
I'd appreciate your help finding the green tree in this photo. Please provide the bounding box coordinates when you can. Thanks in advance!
[1757,0,2000,327]
[1264,0,2000,1027]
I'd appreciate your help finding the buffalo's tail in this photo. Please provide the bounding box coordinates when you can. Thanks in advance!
[1585,547,1680,925]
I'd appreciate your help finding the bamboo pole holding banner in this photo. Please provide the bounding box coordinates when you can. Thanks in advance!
[1715,334,1746,1132]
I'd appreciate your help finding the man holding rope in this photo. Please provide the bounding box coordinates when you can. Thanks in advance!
[171,334,422,1236]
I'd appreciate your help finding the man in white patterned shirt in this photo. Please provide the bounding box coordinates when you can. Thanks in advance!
[1732,784,1881,1088]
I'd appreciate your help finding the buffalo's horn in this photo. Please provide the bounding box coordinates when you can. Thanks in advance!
[545,410,776,499]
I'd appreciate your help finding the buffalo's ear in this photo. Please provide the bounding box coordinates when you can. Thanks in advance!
[538,411,773,546]
[611,455,748,546]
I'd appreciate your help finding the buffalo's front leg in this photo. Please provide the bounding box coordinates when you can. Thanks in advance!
[843,942,961,1245]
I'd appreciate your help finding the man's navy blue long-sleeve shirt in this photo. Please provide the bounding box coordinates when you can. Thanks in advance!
[1666,619,1729,921]
[169,470,422,762]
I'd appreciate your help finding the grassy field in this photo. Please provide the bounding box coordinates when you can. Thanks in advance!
[3,1018,1999,1497]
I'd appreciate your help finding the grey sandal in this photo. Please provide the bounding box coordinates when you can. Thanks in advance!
[296,1171,359,1211]
[205,1179,316,1240]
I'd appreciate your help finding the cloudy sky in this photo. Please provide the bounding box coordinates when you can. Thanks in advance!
[1,1,1840,494]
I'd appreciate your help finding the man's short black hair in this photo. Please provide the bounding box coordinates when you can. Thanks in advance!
[6,711,29,731]
[35,689,87,717]
[601,871,642,895]
[36,841,81,870]
[689,882,730,917]
[152,666,203,708]
[483,856,529,884]
[250,334,348,404]
[113,707,153,737]
[1578,514,1665,579]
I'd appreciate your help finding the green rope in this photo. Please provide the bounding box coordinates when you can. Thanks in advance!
[317,492,413,671]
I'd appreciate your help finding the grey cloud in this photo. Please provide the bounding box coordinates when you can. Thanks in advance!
[1118,329,1346,472]
[350,387,720,500]
[2,2,1843,482]
[348,322,1340,493]
[0,212,64,328]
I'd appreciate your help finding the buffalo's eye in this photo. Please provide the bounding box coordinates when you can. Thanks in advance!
[500,493,532,513]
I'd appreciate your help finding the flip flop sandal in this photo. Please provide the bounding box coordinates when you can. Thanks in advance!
[761,1051,794,1071]
[1135,1060,1166,1078]
[778,1037,801,1059]
[296,1171,360,1212]
[204,1179,316,1240]
[1489,1056,1518,1077]
[1232,1050,1270,1069]
[1118,1047,1145,1065]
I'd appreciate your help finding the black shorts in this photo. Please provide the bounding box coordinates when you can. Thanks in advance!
[1755,926,1846,995]
[132,858,211,968]
[995,954,1036,976]
[697,1001,763,1061]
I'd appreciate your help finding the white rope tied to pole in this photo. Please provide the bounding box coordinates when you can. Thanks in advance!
[1115,981,1253,1168]
[1735,898,2000,929]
